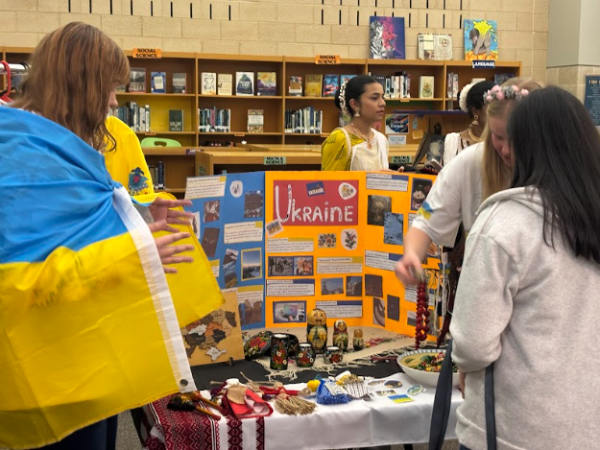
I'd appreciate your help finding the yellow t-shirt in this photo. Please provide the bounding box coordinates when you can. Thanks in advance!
[104,116,154,196]
[321,128,366,171]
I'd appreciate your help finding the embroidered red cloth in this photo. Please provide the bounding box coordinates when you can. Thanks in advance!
[142,395,266,450]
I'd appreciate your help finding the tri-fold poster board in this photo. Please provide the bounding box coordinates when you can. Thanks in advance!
[184,170,439,347]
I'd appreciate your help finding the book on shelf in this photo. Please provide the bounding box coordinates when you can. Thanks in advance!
[148,164,158,189]
[172,72,187,93]
[419,76,434,99]
[417,33,453,60]
[305,74,323,97]
[218,74,233,96]
[113,102,150,132]
[285,107,323,134]
[385,114,409,134]
[373,74,411,99]
[369,16,405,59]
[198,107,231,132]
[236,72,254,96]
[151,72,166,93]
[446,72,459,99]
[169,109,184,132]
[128,67,146,93]
[289,76,303,96]
[247,109,264,133]
[257,72,277,96]
[494,73,515,85]
[201,72,217,95]
[340,74,357,86]
[464,19,498,61]
[322,74,340,97]
[156,161,165,190]
[115,84,127,93]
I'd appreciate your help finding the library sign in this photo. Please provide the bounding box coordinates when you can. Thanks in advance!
[132,48,162,59]
[315,55,341,65]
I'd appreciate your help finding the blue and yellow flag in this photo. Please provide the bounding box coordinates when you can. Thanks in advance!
[0,108,218,449]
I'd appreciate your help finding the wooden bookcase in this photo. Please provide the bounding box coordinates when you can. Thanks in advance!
[1,47,521,194]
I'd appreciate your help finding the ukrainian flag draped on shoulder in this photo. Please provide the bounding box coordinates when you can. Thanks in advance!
[0,107,193,449]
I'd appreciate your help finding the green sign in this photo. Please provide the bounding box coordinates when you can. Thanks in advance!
[391,155,413,164]
[264,156,287,165]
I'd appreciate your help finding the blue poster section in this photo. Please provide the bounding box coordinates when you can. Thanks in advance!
[186,172,266,329]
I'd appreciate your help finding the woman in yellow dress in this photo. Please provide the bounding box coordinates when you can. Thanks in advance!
[321,75,389,171]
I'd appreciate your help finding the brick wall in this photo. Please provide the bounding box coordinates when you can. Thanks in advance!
[0,0,549,80]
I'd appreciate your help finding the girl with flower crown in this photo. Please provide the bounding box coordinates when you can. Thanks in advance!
[321,75,391,171]
[394,78,543,345]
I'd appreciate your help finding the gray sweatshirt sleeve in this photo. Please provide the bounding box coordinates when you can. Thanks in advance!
[450,233,518,373]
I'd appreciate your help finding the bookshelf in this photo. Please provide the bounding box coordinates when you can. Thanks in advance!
[1,47,521,193]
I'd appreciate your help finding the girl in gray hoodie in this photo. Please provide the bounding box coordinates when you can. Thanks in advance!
[451,86,600,450]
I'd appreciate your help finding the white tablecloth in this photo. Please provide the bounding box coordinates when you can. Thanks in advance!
[142,372,462,450]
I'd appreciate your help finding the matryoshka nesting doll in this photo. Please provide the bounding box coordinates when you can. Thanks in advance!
[332,319,349,352]
[307,307,327,347]
[307,325,328,354]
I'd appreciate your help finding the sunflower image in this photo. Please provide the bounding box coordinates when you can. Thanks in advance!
[318,233,337,248]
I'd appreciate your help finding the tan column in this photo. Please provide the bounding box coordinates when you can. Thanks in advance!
[546,0,600,99]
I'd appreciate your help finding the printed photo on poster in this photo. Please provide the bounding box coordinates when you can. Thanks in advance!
[410,179,432,211]
[318,233,337,249]
[346,275,363,297]
[407,310,417,327]
[383,212,404,245]
[368,195,392,226]
[268,256,294,276]
[338,182,357,200]
[294,256,314,276]
[244,190,264,218]
[373,297,385,326]
[191,211,200,239]
[204,200,221,223]
[201,227,220,258]
[387,295,400,321]
[266,219,283,237]
[365,274,383,297]
[223,259,238,288]
[224,248,239,265]
[321,277,344,295]
[239,290,264,327]
[273,301,306,323]
[341,229,358,250]
[241,248,262,281]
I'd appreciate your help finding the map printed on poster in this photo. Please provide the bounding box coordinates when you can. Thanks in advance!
[185,173,266,331]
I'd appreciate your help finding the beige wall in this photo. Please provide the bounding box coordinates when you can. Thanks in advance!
[1,0,549,80]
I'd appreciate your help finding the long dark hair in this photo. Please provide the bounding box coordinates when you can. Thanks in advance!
[335,75,379,116]
[508,86,600,263]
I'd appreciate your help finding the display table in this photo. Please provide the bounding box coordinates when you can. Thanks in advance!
[140,371,462,450]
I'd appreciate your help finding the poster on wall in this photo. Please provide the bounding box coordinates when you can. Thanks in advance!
[369,16,406,60]
[584,75,600,127]
[185,173,266,334]
[464,19,498,61]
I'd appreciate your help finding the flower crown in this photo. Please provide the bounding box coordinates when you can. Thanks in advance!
[484,84,529,104]
[339,80,349,115]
